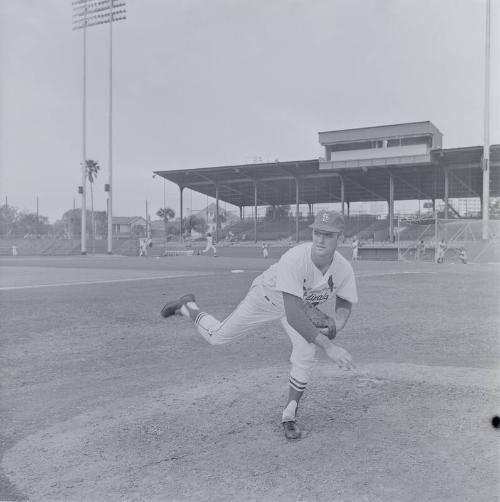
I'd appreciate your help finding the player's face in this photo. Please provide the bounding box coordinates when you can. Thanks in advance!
[312,229,340,257]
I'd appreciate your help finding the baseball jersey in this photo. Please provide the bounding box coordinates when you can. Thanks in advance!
[252,242,358,314]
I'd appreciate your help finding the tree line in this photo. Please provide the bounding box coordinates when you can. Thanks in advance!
[0,205,213,239]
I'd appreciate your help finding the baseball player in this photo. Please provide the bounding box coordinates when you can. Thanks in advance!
[436,239,447,264]
[351,236,359,261]
[161,210,357,440]
[139,238,148,257]
[415,239,425,261]
[458,247,468,264]
[202,231,217,257]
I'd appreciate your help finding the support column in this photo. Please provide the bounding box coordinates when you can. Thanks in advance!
[346,201,350,217]
[295,178,300,243]
[239,206,243,220]
[432,198,435,213]
[254,182,258,243]
[443,168,450,220]
[179,186,184,242]
[389,174,394,241]
[340,176,345,214]
[215,185,219,243]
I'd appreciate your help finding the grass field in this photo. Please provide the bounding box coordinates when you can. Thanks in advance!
[1,254,499,501]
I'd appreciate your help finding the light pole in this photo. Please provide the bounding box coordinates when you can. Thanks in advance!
[153,174,167,244]
[73,0,126,254]
[482,0,491,240]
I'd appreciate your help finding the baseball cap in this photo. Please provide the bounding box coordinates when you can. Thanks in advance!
[309,210,345,233]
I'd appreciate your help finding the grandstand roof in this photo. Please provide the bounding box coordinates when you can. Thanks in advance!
[155,145,500,208]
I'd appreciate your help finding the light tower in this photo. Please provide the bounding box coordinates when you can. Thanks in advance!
[482,0,491,240]
[72,0,126,254]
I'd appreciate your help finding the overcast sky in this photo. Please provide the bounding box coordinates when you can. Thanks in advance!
[1,0,499,222]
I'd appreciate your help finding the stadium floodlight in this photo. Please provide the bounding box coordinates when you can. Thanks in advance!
[72,0,126,254]
[482,0,491,240]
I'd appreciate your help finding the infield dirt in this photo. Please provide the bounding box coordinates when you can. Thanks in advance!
[1,256,499,501]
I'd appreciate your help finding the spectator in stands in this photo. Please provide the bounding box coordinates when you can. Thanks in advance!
[351,236,360,261]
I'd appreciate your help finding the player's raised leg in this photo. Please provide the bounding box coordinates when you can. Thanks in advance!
[161,285,282,346]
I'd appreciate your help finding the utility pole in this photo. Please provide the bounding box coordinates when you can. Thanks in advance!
[482,0,491,240]
[73,0,127,254]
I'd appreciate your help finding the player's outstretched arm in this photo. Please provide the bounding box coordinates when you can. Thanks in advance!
[314,333,354,370]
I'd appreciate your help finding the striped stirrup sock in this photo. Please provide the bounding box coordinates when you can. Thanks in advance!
[289,375,307,393]
[194,311,208,326]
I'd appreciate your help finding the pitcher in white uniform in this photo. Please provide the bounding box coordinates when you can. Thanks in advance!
[161,210,358,440]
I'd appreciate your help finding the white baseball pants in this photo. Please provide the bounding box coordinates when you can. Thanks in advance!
[193,284,317,385]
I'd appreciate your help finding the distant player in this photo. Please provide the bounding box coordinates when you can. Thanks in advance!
[139,238,148,257]
[262,242,269,258]
[202,231,217,257]
[436,239,446,264]
[458,247,467,264]
[351,236,360,261]
[415,239,425,261]
[161,211,357,440]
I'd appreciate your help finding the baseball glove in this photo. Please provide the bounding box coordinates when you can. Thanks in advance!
[302,302,337,340]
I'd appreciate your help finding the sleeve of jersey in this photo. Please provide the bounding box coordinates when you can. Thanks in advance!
[336,269,358,304]
[275,251,304,298]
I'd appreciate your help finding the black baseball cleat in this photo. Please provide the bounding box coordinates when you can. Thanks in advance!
[283,420,302,440]
[161,293,196,318]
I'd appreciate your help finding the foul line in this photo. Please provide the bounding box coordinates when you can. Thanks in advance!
[0,272,218,291]
[1,269,437,291]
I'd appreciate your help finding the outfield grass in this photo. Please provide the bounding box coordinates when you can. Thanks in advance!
[1,255,499,501]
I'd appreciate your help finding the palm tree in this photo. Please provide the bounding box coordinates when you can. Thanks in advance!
[85,159,100,253]
[156,207,175,242]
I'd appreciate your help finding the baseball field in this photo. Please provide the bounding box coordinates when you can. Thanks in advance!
[1,252,499,501]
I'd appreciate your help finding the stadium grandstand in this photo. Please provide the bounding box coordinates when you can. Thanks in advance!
[154,121,499,248]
